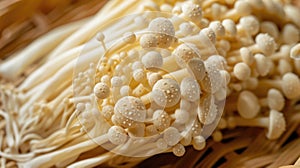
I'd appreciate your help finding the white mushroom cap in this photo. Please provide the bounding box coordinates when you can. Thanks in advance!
[254,53,270,76]
[282,72,300,99]
[152,109,171,132]
[174,109,190,124]
[108,126,128,145]
[163,127,181,146]
[266,110,286,140]
[133,69,146,82]
[199,28,216,44]
[192,135,206,150]
[239,15,260,36]
[156,138,168,150]
[141,51,163,69]
[187,58,206,81]
[112,114,139,128]
[111,76,123,87]
[173,43,199,68]
[178,22,194,36]
[255,33,276,56]
[260,21,279,39]
[102,105,114,120]
[209,21,225,37]
[140,34,157,49]
[240,47,254,65]
[267,89,285,111]
[233,62,251,81]
[180,77,200,102]
[282,24,299,44]
[152,78,181,107]
[94,82,110,99]
[148,17,175,48]
[172,143,185,157]
[198,94,218,125]
[182,2,202,23]
[222,19,237,36]
[237,90,260,119]
[290,43,300,60]
[114,96,146,122]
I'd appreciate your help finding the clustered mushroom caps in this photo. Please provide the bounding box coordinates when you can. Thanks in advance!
[0,0,299,167]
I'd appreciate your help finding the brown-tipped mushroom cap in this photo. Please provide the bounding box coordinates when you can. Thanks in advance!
[114,96,146,122]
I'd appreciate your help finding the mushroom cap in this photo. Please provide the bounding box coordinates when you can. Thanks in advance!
[148,17,175,48]
[237,90,260,119]
[198,94,218,125]
[108,126,128,145]
[173,43,200,68]
[156,138,168,150]
[163,127,181,146]
[174,109,190,124]
[152,78,181,107]
[188,58,206,81]
[255,33,276,56]
[182,3,202,22]
[260,21,279,39]
[240,47,254,65]
[140,34,157,49]
[267,89,285,111]
[180,77,200,102]
[172,143,185,157]
[234,1,251,16]
[282,24,299,44]
[192,135,206,150]
[254,53,270,76]
[199,28,216,44]
[209,21,225,36]
[282,72,300,99]
[233,62,251,81]
[111,76,123,87]
[102,105,114,120]
[112,114,139,128]
[141,51,163,69]
[153,109,171,132]
[240,15,260,35]
[148,73,162,87]
[290,43,300,60]
[133,69,146,82]
[179,22,194,36]
[94,82,110,99]
[266,110,286,140]
[114,96,146,122]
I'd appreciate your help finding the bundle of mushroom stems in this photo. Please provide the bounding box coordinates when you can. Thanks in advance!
[0,0,300,167]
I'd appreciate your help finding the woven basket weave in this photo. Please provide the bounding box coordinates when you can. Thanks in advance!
[0,1,300,168]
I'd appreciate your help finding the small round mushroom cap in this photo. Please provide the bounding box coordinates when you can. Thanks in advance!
[255,33,276,56]
[233,62,251,81]
[111,76,123,87]
[240,15,260,35]
[205,55,227,70]
[172,143,185,157]
[254,53,269,76]
[188,58,206,81]
[179,22,194,36]
[267,89,285,111]
[133,69,146,82]
[237,90,260,119]
[282,24,299,44]
[222,19,237,36]
[192,135,206,150]
[240,47,254,65]
[173,43,199,68]
[163,127,181,146]
[182,3,202,23]
[282,72,300,99]
[156,138,168,150]
[153,110,171,132]
[233,1,252,16]
[114,96,146,122]
[209,21,225,36]
[180,77,200,102]
[94,82,110,99]
[148,17,175,48]
[142,51,163,69]
[260,21,279,39]
[199,28,216,44]
[290,43,300,60]
[102,105,114,120]
[107,126,128,145]
[152,78,181,108]
[266,110,286,140]
[140,34,157,49]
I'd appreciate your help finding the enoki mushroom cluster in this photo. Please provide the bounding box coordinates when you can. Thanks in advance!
[0,0,300,167]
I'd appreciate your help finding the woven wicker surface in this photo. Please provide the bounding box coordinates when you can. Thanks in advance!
[0,1,300,168]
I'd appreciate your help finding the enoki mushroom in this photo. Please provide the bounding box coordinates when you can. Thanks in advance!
[0,0,300,167]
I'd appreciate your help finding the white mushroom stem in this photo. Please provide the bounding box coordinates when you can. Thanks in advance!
[228,109,286,139]
[67,153,112,168]
[19,135,109,168]
[0,19,88,81]
[163,68,192,82]
[221,1,252,21]
[258,89,285,111]
[47,0,149,59]
[256,72,300,99]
